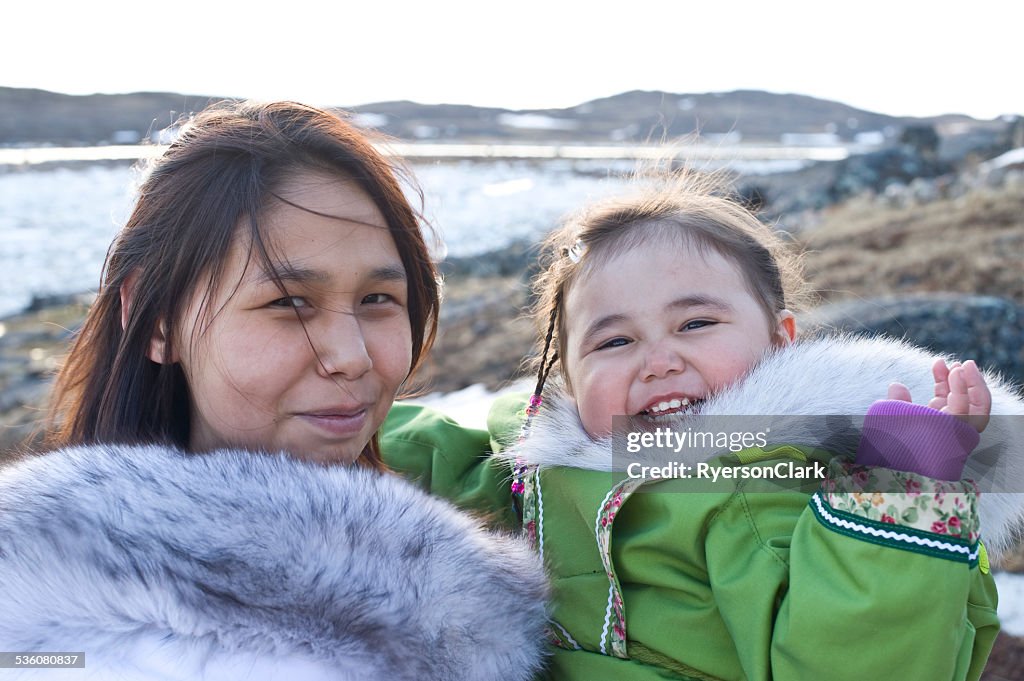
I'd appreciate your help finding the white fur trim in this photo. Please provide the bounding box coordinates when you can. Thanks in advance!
[0,445,549,680]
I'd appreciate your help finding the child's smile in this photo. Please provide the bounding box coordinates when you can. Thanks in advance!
[638,394,703,421]
[563,239,793,438]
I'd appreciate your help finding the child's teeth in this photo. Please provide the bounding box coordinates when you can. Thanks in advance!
[648,397,691,414]
[641,397,699,420]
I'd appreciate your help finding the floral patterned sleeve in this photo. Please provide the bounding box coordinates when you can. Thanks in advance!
[813,461,981,563]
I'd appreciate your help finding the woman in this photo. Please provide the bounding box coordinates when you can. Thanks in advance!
[0,100,546,680]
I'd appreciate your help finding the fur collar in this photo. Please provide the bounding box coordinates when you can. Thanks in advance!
[0,444,548,681]
[509,334,1024,556]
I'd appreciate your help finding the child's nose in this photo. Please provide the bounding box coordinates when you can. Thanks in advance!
[641,344,685,380]
[314,312,373,379]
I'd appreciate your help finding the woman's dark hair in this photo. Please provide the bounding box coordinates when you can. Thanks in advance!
[46,100,440,469]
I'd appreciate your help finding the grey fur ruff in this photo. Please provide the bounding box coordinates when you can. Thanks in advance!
[0,444,549,680]
[508,334,1024,558]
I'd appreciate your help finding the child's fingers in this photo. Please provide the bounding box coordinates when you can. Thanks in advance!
[962,360,992,432]
[887,382,913,402]
[946,366,969,415]
[947,362,991,433]
[933,358,954,395]
[928,358,951,410]
[932,358,951,397]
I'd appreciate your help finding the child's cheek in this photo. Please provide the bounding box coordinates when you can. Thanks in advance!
[718,351,766,391]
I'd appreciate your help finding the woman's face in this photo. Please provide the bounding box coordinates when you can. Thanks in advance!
[172,170,413,464]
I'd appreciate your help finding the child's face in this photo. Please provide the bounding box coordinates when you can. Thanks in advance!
[173,170,413,463]
[563,239,793,437]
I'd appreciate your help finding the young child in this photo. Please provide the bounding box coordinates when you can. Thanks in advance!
[501,173,1024,681]
[0,100,547,680]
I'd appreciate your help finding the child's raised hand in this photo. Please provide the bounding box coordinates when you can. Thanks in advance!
[931,359,991,433]
[886,359,991,433]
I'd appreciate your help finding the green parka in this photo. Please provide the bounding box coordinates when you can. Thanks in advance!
[379,335,1024,681]
[380,396,1000,681]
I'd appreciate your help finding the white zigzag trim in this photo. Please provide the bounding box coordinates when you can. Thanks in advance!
[812,493,980,561]
[600,583,616,656]
[536,468,546,564]
[595,486,618,656]
[552,620,581,650]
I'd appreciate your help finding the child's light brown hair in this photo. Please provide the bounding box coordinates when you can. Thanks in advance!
[529,171,812,394]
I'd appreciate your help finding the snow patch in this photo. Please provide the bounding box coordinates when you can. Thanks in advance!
[481,178,534,197]
[996,571,1024,636]
[498,114,579,131]
[780,132,842,146]
[981,147,1024,171]
[404,379,532,429]
[352,112,388,128]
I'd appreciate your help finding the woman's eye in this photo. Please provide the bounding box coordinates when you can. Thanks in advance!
[682,320,714,331]
[362,293,395,305]
[597,337,631,350]
[269,296,309,309]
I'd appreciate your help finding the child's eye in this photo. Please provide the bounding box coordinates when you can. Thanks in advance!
[269,296,309,309]
[597,337,631,350]
[681,320,715,331]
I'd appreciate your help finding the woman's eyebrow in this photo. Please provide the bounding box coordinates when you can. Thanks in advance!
[252,263,329,285]
[368,264,408,283]
[252,263,408,285]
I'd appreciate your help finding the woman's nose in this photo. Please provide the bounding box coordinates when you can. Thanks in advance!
[314,312,373,379]
[641,343,685,381]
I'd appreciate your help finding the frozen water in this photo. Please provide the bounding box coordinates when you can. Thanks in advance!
[0,165,138,317]
[0,156,799,318]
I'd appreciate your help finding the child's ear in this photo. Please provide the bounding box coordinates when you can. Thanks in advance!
[120,271,175,364]
[775,309,796,344]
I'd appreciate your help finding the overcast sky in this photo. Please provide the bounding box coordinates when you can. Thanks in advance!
[6,0,1020,119]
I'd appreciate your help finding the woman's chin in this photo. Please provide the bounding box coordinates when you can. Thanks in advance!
[285,440,367,466]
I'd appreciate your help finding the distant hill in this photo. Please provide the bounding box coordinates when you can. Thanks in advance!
[0,86,1004,147]
[0,88,219,146]
[350,90,950,144]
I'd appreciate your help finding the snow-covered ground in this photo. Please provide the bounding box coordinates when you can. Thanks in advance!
[405,379,533,428]
[996,571,1024,635]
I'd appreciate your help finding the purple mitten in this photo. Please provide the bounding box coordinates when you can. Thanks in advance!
[855,399,980,481]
